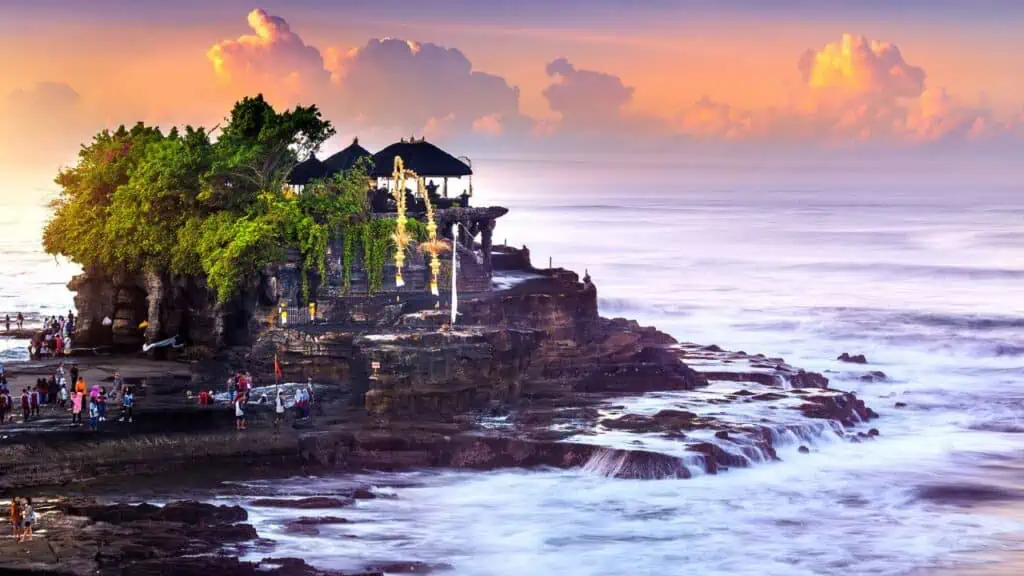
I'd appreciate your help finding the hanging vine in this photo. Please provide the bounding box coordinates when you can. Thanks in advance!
[362,218,395,294]
[341,222,359,294]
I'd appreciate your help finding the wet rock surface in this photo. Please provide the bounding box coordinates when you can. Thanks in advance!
[0,498,376,576]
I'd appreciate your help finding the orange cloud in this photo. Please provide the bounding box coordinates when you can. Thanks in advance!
[206,9,329,103]
[673,33,1021,146]
[206,12,530,144]
[798,34,925,101]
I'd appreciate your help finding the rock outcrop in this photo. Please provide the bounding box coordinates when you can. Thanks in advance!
[0,498,376,576]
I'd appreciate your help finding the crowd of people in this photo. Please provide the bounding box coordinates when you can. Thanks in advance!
[25,312,75,359]
[192,372,316,432]
[0,364,135,430]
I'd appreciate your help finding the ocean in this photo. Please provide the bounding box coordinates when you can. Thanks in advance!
[3,157,1024,574]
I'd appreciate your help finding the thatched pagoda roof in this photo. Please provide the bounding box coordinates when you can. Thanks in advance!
[323,137,372,173]
[288,156,329,185]
[370,138,472,178]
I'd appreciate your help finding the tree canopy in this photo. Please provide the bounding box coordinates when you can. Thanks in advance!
[43,95,376,303]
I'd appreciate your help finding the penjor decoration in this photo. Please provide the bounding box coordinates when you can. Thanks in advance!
[391,155,449,294]
[418,177,450,296]
[391,156,411,287]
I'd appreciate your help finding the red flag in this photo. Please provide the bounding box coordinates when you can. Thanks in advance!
[274,354,282,382]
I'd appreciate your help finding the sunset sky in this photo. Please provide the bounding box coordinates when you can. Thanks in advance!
[2,0,1023,180]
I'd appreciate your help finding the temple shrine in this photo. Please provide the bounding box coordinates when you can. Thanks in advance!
[277,136,507,324]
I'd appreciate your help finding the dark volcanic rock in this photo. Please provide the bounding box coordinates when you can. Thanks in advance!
[837,352,869,364]
[58,499,248,525]
[916,484,1022,505]
[0,499,357,576]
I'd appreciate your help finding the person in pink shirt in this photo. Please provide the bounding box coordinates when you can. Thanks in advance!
[71,391,83,425]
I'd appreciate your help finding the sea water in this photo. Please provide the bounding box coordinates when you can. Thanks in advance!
[4,157,1024,574]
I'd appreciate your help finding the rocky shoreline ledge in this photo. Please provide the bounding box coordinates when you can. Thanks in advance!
[1,248,883,574]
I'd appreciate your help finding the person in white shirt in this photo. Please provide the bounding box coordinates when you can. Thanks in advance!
[274,387,285,429]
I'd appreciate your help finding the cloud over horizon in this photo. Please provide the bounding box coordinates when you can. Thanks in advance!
[6,9,1023,165]
[673,33,1020,147]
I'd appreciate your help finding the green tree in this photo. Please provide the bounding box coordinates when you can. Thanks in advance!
[44,95,352,304]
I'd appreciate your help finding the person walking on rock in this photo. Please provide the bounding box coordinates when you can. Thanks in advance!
[88,398,99,431]
[274,387,285,430]
[20,389,30,423]
[235,393,246,431]
[16,312,23,330]
[122,387,135,423]
[18,498,35,542]
[9,497,21,540]
[71,390,83,426]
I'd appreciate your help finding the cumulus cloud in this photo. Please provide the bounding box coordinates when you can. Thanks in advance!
[207,12,531,143]
[330,38,526,137]
[798,34,925,102]
[542,57,647,134]
[203,15,1020,150]
[207,9,330,102]
[674,33,1021,147]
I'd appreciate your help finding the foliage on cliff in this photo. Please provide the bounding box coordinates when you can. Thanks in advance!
[42,95,378,302]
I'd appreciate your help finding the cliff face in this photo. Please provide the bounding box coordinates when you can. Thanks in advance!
[249,249,705,419]
[68,269,270,352]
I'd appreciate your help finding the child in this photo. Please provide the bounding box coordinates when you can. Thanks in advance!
[234,394,246,431]
[88,399,99,431]
[71,391,83,425]
[98,387,107,422]
[19,498,35,542]
[122,388,135,423]
[59,382,69,409]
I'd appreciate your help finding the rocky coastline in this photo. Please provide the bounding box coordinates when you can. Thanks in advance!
[0,245,883,574]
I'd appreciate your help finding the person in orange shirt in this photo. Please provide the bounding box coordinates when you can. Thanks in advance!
[75,377,86,396]
[9,497,21,540]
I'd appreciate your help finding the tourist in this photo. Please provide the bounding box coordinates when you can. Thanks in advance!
[70,365,79,389]
[98,387,108,422]
[88,397,99,431]
[2,388,11,424]
[71,390,83,426]
[274,386,285,429]
[9,497,21,541]
[0,392,7,425]
[234,393,246,431]
[4,314,9,332]
[122,387,135,423]
[18,498,35,542]
[58,380,69,409]
[112,371,124,400]
[55,333,64,356]
[16,312,23,330]
[227,374,237,403]
[29,385,40,418]
[20,389,30,422]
